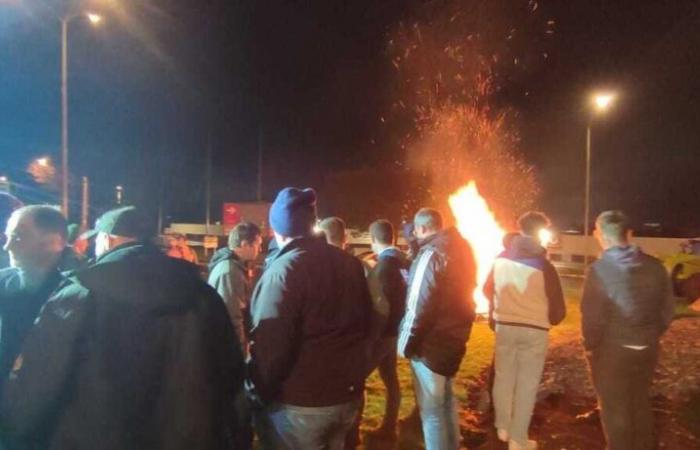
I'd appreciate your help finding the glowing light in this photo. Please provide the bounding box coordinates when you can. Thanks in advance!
[87,13,102,25]
[538,228,553,247]
[593,93,614,111]
[36,157,49,167]
[449,181,506,314]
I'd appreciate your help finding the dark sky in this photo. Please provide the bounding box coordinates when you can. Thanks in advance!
[2,0,699,233]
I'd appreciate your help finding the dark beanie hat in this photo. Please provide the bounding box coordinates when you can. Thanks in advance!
[269,187,317,237]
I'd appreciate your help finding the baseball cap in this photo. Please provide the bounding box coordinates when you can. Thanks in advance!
[82,206,151,240]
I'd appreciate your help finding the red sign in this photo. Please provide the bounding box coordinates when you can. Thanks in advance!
[222,203,241,233]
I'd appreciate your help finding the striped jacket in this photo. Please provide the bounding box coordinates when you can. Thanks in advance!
[398,228,476,377]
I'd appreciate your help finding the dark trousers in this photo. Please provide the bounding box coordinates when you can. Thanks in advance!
[587,342,658,450]
[344,337,401,448]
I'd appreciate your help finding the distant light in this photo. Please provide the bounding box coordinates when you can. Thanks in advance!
[0,176,7,183]
[115,185,123,190]
[37,157,50,167]
[87,13,102,25]
[593,93,615,112]
[539,228,553,247]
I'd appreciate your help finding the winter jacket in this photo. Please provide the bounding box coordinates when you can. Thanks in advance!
[208,247,250,347]
[0,268,63,387]
[398,227,477,377]
[581,245,674,351]
[248,237,372,407]
[367,248,409,337]
[0,242,244,450]
[484,235,566,331]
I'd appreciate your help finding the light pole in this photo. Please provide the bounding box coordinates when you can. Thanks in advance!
[60,12,102,217]
[584,92,615,238]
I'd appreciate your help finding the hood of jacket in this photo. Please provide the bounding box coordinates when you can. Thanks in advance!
[75,242,203,313]
[601,245,644,269]
[508,235,546,259]
[208,247,244,272]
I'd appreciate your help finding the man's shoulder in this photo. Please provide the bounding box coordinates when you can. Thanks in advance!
[0,267,19,283]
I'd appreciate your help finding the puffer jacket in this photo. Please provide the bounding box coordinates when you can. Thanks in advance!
[398,227,477,377]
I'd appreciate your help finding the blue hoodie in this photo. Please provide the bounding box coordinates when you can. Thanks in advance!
[581,245,674,350]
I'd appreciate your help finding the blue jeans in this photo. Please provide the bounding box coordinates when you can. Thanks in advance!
[256,399,360,450]
[411,360,460,450]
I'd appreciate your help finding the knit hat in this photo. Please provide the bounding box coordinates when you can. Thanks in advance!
[269,187,317,237]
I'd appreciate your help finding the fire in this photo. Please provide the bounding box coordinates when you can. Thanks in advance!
[448,181,506,314]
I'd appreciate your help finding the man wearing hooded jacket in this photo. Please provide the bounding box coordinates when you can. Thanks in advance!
[484,212,566,450]
[0,206,244,450]
[398,208,476,450]
[582,211,674,450]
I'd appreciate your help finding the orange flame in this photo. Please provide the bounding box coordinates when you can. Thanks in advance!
[448,181,506,314]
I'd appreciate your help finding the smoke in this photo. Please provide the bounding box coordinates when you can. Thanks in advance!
[387,0,554,226]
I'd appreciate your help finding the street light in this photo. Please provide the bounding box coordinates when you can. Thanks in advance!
[584,91,616,239]
[60,12,102,217]
[36,157,50,167]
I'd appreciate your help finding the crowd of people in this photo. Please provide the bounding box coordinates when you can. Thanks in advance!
[0,187,674,450]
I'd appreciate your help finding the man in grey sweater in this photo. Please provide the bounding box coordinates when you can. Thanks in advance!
[582,210,674,450]
[208,222,262,350]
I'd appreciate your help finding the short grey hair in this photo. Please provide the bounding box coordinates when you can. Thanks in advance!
[414,208,443,232]
[12,205,67,240]
[596,210,630,243]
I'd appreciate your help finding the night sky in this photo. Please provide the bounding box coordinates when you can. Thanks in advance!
[2,0,699,234]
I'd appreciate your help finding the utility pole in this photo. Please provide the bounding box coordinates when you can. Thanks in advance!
[205,133,212,234]
[257,124,263,202]
[61,18,69,217]
[80,176,89,229]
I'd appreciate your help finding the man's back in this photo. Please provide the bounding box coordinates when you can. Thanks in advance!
[582,245,674,349]
[0,268,62,384]
[1,243,244,450]
[369,248,409,337]
[249,237,372,407]
[399,227,477,377]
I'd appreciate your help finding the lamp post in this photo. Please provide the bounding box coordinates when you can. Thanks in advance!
[584,92,615,238]
[60,12,102,217]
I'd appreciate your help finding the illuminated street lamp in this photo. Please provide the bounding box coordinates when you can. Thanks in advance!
[60,12,103,217]
[584,91,616,239]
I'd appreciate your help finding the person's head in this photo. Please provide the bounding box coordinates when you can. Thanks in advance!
[3,205,67,272]
[517,211,551,238]
[369,219,395,255]
[318,217,346,249]
[269,187,317,247]
[595,210,631,249]
[502,231,520,251]
[90,206,151,258]
[413,208,443,240]
[228,222,263,262]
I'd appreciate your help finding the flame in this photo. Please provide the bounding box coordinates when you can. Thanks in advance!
[448,181,505,314]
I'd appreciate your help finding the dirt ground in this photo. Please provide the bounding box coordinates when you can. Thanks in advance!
[359,284,700,450]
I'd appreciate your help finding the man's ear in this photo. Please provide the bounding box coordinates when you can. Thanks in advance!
[47,234,66,253]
